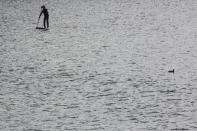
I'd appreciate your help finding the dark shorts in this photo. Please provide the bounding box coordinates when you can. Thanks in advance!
[44,15,49,20]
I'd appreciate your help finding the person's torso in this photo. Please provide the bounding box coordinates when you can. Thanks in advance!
[43,9,48,16]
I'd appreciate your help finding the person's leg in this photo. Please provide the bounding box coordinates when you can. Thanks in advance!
[44,17,46,28]
[47,16,49,28]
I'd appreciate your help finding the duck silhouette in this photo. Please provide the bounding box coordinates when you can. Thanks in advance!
[168,69,174,73]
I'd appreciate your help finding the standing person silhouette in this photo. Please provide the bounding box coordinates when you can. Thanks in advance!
[38,5,49,29]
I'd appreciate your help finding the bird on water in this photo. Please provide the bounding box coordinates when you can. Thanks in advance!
[168,69,174,73]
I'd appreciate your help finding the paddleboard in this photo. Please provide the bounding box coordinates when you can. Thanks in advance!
[36,27,49,30]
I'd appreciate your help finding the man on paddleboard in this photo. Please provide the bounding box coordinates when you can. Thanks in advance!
[38,5,49,29]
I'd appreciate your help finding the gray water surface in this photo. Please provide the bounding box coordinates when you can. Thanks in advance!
[0,0,197,130]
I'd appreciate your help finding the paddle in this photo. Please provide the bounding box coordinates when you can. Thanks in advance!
[36,17,40,29]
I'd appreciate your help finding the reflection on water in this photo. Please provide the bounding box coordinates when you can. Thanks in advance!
[0,0,197,130]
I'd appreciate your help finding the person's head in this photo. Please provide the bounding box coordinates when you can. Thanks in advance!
[41,5,45,9]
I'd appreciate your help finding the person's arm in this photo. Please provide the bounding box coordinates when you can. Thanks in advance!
[38,10,43,19]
